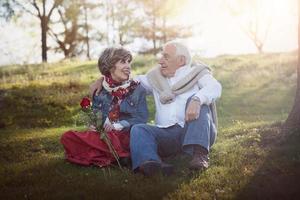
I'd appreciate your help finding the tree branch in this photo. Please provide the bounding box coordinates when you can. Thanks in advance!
[14,0,38,17]
[31,0,41,18]
[57,7,68,31]
[42,0,46,16]
[48,27,65,50]
[47,0,62,18]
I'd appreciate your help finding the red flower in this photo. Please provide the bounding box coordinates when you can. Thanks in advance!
[108,104,120,122]
[80,97,91,108]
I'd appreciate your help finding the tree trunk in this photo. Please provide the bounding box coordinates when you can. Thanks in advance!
[84,6,90,60]
[40,15,48,62]
[119,33,124,45]
[152,16,157,55]
[152,0,157,55]
[256,43,263,54]
[111,5,116,44]
[162,15,167,43]
[286,89,300,129]
[105,0,110,45]
[285,0,300,129]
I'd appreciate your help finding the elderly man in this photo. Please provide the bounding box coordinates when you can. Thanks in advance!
[91,41,222,176]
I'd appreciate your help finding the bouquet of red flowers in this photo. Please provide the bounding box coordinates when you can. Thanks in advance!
[80,97,123,169]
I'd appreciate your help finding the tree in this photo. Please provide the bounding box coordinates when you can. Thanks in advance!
[0,0,63,62]
[1,0,103,61]
[82,2,91,59]
[49,0,104,57]
[80,0,102,60]
[285,0,300,130]
[112,0,140,45]
[157,0,191,44]
[0,0,15,20]
[15,0,63,62]
[225,0,272,53]
[136,0,191,55]
[103,0,137,46]
[49,1,83,58]
[49,0,103,59]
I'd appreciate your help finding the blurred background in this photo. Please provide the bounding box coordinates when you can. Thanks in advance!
[0,0,297,65]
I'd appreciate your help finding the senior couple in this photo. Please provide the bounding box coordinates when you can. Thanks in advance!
[61,40,222,176]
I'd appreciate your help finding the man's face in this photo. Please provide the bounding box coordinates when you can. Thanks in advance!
[159,44,182,77]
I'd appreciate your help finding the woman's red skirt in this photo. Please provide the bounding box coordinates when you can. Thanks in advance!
[61,130,130,167]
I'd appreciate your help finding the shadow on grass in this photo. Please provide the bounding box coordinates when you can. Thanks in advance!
[0,127,194,200]
[0,82,157,129]
[1,154,194,200]
[236,125,300,200]
[0,82,87,128]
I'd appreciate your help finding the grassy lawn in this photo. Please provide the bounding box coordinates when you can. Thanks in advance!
[0,53,299,199]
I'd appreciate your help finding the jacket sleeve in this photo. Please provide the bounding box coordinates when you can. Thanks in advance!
[135,75,153,95]
[119,85,149,130]
[91,92,109,125]
[194,74,222,105]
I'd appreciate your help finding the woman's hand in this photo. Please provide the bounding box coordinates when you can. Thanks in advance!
[112,123,124,131]
[89,125,97,131]
[103,118,115,132]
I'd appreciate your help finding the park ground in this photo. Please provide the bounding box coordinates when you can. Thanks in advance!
[0,52,299,199]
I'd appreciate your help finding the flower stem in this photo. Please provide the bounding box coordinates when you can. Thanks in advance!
[87,107,123,170]
[102,133,123,170]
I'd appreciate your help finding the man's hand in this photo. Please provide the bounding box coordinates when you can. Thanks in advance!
[89,77,104,97]
[185,98,201,122]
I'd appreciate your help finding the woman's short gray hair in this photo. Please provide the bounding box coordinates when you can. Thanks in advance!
[164,40,192,65]
[98,47,132,76]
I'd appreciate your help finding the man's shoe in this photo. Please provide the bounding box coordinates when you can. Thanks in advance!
[139,160,174,176]
[189,146,209,170]
[161,162,174,176]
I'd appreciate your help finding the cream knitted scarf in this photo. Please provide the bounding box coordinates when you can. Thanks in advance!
[102,78,132,93]
[146,63,211,104]
[146,62,218,128]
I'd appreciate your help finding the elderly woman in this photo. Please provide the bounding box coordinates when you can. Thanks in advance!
[61,47,148,167]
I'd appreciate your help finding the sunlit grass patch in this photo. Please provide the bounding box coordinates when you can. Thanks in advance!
[167,124,300,200]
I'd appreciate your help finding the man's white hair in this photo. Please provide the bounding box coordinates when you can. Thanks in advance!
[164,40,192,65]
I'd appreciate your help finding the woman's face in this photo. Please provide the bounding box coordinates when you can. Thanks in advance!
[110,57,131,82]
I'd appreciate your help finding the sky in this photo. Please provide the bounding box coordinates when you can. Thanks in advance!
[0,0,297,66]
[176,0,297,56]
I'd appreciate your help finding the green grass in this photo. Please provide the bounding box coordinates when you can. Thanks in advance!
[0,53,299,199]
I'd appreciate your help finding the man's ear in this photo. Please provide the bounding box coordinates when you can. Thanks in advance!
[179,55,186,66]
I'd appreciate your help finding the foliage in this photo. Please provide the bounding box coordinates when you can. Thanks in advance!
[0,0,16,20]
[0,0,194,61]
[135,0,192,54]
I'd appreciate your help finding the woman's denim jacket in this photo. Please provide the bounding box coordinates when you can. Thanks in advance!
[92,84,148,130]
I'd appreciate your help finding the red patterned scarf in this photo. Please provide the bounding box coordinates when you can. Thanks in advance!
[104,75,139,122]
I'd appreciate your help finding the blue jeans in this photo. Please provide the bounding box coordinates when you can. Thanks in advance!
[130,103,216,170]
